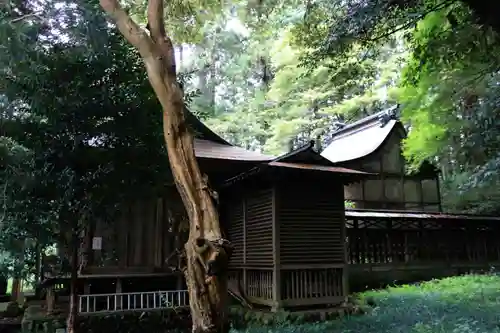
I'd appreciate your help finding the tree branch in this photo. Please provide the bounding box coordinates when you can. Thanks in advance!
[146,0,177,78]
[147,0,166,41]
[99,0,154,58]
[368,0,456,43]
[10,12,43,24]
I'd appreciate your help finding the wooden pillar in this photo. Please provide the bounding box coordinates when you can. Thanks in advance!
[340,197,349,303]
[404,232,409,263]
[87,219,96,268]
[116,278,122,310]
[271,186,281,311]
[46,286,54,314]
[436,176,442,212]
[242,196,247,293]
[176,274,183,290]
[11,278,21,302]
[386,220,393,263]
[83,282,90,294]
[11,239,25,303]
[417,220,423,260]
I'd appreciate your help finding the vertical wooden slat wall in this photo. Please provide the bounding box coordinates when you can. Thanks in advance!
[275,177,347,308]
[88,189,186,272]
[226,199,244,268]
[245,188,274,267]
[223,186,274,306]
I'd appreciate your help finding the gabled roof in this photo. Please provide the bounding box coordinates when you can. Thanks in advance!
[320,106,401,164]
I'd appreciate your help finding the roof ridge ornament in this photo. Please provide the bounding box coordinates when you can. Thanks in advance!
[378,105,399,127]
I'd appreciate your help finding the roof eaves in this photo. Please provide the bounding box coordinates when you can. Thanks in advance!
[272,140,315,162]
[184,107,230,146]
[219,164,265,188]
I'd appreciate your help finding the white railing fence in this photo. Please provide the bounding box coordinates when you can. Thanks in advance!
[78,290,189,314]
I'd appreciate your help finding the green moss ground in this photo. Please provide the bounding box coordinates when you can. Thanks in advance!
[237,274,500,333]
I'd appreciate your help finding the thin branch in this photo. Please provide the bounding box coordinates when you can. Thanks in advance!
[147,0,166,42]
[146,0,177,78]
[368,0,457,43]
[10,12,42,24]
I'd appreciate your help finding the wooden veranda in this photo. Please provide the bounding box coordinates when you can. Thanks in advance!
[345,209,500,290]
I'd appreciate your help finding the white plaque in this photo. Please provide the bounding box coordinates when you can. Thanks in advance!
[92,237,102,250]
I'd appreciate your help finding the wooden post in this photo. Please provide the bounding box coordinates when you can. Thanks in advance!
[436,176,442,212]
[11,278,21,302]
[340,185,349,303]
[176,274,183,290]
[242,196,247,294]
[46,286,54,314]
[115,278,122,310]
[404,233,409,263]
[271,186,281,312]
[83,281,90,294]
[386,220,393,263]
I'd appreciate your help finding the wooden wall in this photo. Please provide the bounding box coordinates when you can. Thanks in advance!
[87,187,187,274]
[221,185,275,307]
[277,180,345,266]
[223,171,348,310]
[222,187,274,269]
[343,128,441,211]
[276,176,347,308]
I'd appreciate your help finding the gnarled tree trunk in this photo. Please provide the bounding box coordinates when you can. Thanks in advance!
[99,1,232,332]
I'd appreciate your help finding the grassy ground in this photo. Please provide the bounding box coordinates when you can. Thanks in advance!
[240,274,500,333]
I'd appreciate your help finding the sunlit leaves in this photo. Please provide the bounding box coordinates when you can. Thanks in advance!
[125,0,224,43]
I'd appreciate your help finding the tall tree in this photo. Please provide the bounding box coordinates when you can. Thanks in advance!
[98,1,232,332]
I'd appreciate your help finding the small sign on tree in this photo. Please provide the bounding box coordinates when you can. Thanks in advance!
[92,237,102,250]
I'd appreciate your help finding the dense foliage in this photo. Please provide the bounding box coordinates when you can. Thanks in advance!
[0,0,170,277]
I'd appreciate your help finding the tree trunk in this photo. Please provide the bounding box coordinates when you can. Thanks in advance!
[66,231,79,333]
[99,1,232,332]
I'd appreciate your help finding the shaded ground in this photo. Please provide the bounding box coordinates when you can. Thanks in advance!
[238,274,500,333]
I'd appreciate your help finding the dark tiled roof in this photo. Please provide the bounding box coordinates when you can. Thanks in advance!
[321,106,401,163]
[194,139,274,161]
[184,107,273,162]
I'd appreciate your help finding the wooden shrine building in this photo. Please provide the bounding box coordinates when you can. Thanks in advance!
[78,109,275,279]
[41,105,500,316]
[220,142,367,310]
[321,106,500,290]
[42,107,369,315]
[321,106,441,211]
